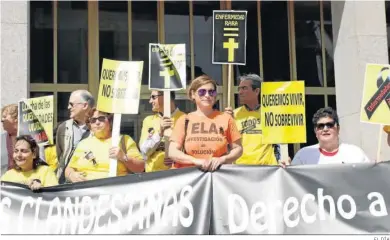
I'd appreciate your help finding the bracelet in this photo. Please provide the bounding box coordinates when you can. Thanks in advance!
[123,154,129,162]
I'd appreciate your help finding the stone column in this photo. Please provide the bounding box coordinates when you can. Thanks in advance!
[332,0,390,161]
[1,1,29,108]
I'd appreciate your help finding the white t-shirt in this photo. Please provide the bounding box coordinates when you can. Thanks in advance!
[292,143,371,165]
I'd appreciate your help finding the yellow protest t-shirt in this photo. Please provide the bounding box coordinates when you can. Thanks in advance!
[233,106,277,165]
[68,135,143,181]
[139,109,185,172]
[1,165,58,187]
[44,145,58,173]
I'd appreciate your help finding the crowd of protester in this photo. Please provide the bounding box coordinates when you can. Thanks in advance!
[1,74,388,191]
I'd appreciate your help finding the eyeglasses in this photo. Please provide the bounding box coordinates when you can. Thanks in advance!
[68,102,85,108]
[150,94,162,100]
[316,121,336,130]
[89,116,108,124]
[238,86,250,91]
[197,89,217,97]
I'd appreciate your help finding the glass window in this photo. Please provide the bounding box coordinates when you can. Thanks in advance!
[58,1,88,84]
[57,92,71,124]
[232,1,260,85]
[132,1,158,85]
[234,93,239,109]
[30,1,53,83]
[121,114,138,141]
[164,1,191,85]
[328,94,336,110]
[99,1,129,74]
[261,1,290,81]
[300,95,325,148]
[323,1,335,87]
[295,1,323,86]
[30,92,53,98]
[193,1,222,85]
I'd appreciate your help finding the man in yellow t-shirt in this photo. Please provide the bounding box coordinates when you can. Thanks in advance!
[226,74,278,165]
[139,91,185,172]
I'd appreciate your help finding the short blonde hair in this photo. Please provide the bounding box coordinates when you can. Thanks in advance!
[1,104,18,120]
[187,75,217,101]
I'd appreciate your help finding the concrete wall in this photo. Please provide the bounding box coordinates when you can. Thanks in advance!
[332,0,390,161]
[0,1,29,109]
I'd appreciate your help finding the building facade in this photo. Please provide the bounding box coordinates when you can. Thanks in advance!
[1,1,389,160]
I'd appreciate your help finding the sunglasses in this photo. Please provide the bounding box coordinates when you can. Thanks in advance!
[150,94,162,100]
[89,116,108,124]
[197,89,217,97]
[316,121,336,130]
[68,102,85,108]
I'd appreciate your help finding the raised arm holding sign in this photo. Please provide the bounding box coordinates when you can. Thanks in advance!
[96,59,144,177]
[143,43,186,171]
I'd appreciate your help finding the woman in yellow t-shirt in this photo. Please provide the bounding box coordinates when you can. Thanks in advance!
[65,108,144,182]
[1,135,58,190]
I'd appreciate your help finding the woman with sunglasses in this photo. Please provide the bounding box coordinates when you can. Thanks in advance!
[65,108,144,182]
[1,135,58,190]
[168,75,243,171]
[288,107,371,165]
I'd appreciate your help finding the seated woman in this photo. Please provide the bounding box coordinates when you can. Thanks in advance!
[65,108,144,182]
[168,75,243,171]
[1,135,58,190]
